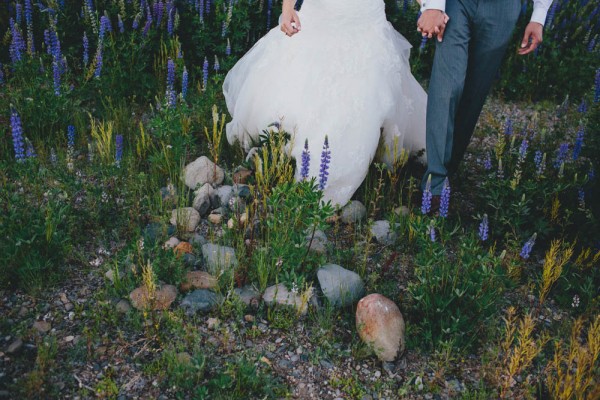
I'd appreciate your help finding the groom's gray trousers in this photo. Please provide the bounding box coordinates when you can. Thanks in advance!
[422,0,521,194]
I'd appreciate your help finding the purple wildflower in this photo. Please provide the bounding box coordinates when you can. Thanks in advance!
[520,233,537,259]
[83,33,89,66]
[16,3,22,25]
[595,68,600,103]
[9,19,25,64]
[572,127,584,161]
[554,143,569,168]
[25,0,35,55]
[483,152,492,170]
[11,108,26,162]
[132,14,140,30]
[181,66,188,100]
[439,178,450,218]
[99,15,111,42]
[479,214,489,241]
[428,223,436,242]
[267,0,273,29]
[214,56,220,72]
[205,0,211,14]
[202,57,209,90]
[318,135,331,190]
[504,118,513,136]
[44,29,52,55]
[155,1,164,25]
[419,36,427,52]
[518,138,528,161]
[421,175,432,215]
[115,134,123,166]
[578,99,587,113]
[53,60,61,95]
[225,38,231,56]
[534,150,544,175]
[142,18,152,37]
[67,125,75,151]
[300,139,310,180]
[166,58,176,107]
[167,7,174,36]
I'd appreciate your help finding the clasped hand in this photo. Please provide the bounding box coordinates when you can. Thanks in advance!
[417,10,450,42]
[281,0,301,37]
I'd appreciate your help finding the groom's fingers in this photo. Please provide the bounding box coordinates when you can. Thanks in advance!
[438,24,447,42]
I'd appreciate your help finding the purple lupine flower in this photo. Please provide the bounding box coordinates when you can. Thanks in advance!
[67,125,75,151]
[118,14,125,33]
[439,178,450,218]
[205,0,211,14]
[520,233,537,259]
[483,152,492,170]
[589,36,597,52]
[300,139,310,180]
[267,0,273,29]
[25,0,35,55]
[44,29,52,55]
[155,1,164,25]
[0,64,4,85]
[167,8,174,36]
[578,188,585,208]
[504,118,513,136]
[202,57,209,90]
[479,214,489,241]
[572,127,584,161]
[214,56,220,72]
[534,150,543,173]
[166,58,176,107]
[133,14,141,30]
[9,19,25,64]
[225,38,231,56]
[83,33,89,66]
[545,1,558,27]
[428,223,436,242]
[421,175,432,215]
[94,46,103,77]
[181,66,188,100]
[318,135,331,190]
[115,134,123,166]
[518,138,528,161]
[15,3,22,25]
[554,143,569,168]
[578,99,587,113]
[53,60,61,95]
[595,69,600,103]
[99,15,111,42]
[25,138,36,158]
[11,108,26,162]
[142,18,152,37]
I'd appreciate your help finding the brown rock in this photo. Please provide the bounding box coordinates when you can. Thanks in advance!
[233,168,253,184]
[129,284,178,311]
[356,294,405,362]
[32,321,51,334]
[174,242,194,257]
[180,271,218,292]
[208,214,223,225]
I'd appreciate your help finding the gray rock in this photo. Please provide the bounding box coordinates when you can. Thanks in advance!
[163,236,180,249]
[183,253,200,267]
[340,201,367,224]
[228,196,246,213]
[105,269,124,284]
[393,206,410,217]
[192,184,217,216]
[180,290,223,315]
[184,156,225,190]
[306,229,328,254]
[216,185,234,208]
[317,264,365,307]
[370,220,397,246]
[115,299,132,314]
[189,233,207,246]
[262,284,313,315]
[7,338,23,354]
[143,222,176,245]
[233,286,261,306]
[233,184,251,199]
[201,243,238,275]
[170,207,201,232]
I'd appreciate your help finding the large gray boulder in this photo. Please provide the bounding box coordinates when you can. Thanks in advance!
[317,264,364,307]
[184,156,225,190]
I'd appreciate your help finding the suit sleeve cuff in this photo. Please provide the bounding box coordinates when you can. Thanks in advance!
[421,0,446,12]
[530,8,547,26]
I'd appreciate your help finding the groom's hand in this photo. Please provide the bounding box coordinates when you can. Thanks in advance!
[518,22,543,55]
[417,10,448,42]
[281,0,301,37]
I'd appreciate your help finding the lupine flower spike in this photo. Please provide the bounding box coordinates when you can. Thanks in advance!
[479,214,489,241]
[421,174,432,215]
[181,66,188,100]
[11,107,26,162]
[301,139,310,180]
[115,134,123,167]
[520,233,537,259]
[318,136,331,190]
[439,178,450,218]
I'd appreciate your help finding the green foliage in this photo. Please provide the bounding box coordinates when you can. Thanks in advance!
[407,225,508,350]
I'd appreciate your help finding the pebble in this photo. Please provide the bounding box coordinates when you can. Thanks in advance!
[6,339,23,354]
[32,321,51,334]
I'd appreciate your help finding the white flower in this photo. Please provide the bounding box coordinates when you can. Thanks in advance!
[572,294,580,308]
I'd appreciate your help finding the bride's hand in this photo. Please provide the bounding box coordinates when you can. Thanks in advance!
[281,0,301,36]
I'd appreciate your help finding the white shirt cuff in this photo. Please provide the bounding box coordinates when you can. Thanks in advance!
[421,0,446,13]
[530,8,547,26]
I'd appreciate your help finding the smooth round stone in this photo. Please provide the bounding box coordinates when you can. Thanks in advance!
[356,294,405,362]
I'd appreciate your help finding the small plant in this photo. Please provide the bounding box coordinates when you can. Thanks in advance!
[539,239,575,304]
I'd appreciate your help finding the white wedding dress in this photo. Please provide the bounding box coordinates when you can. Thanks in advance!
[223,0,426,206]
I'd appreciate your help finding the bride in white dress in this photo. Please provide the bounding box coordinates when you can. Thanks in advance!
[223,0,427,206]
